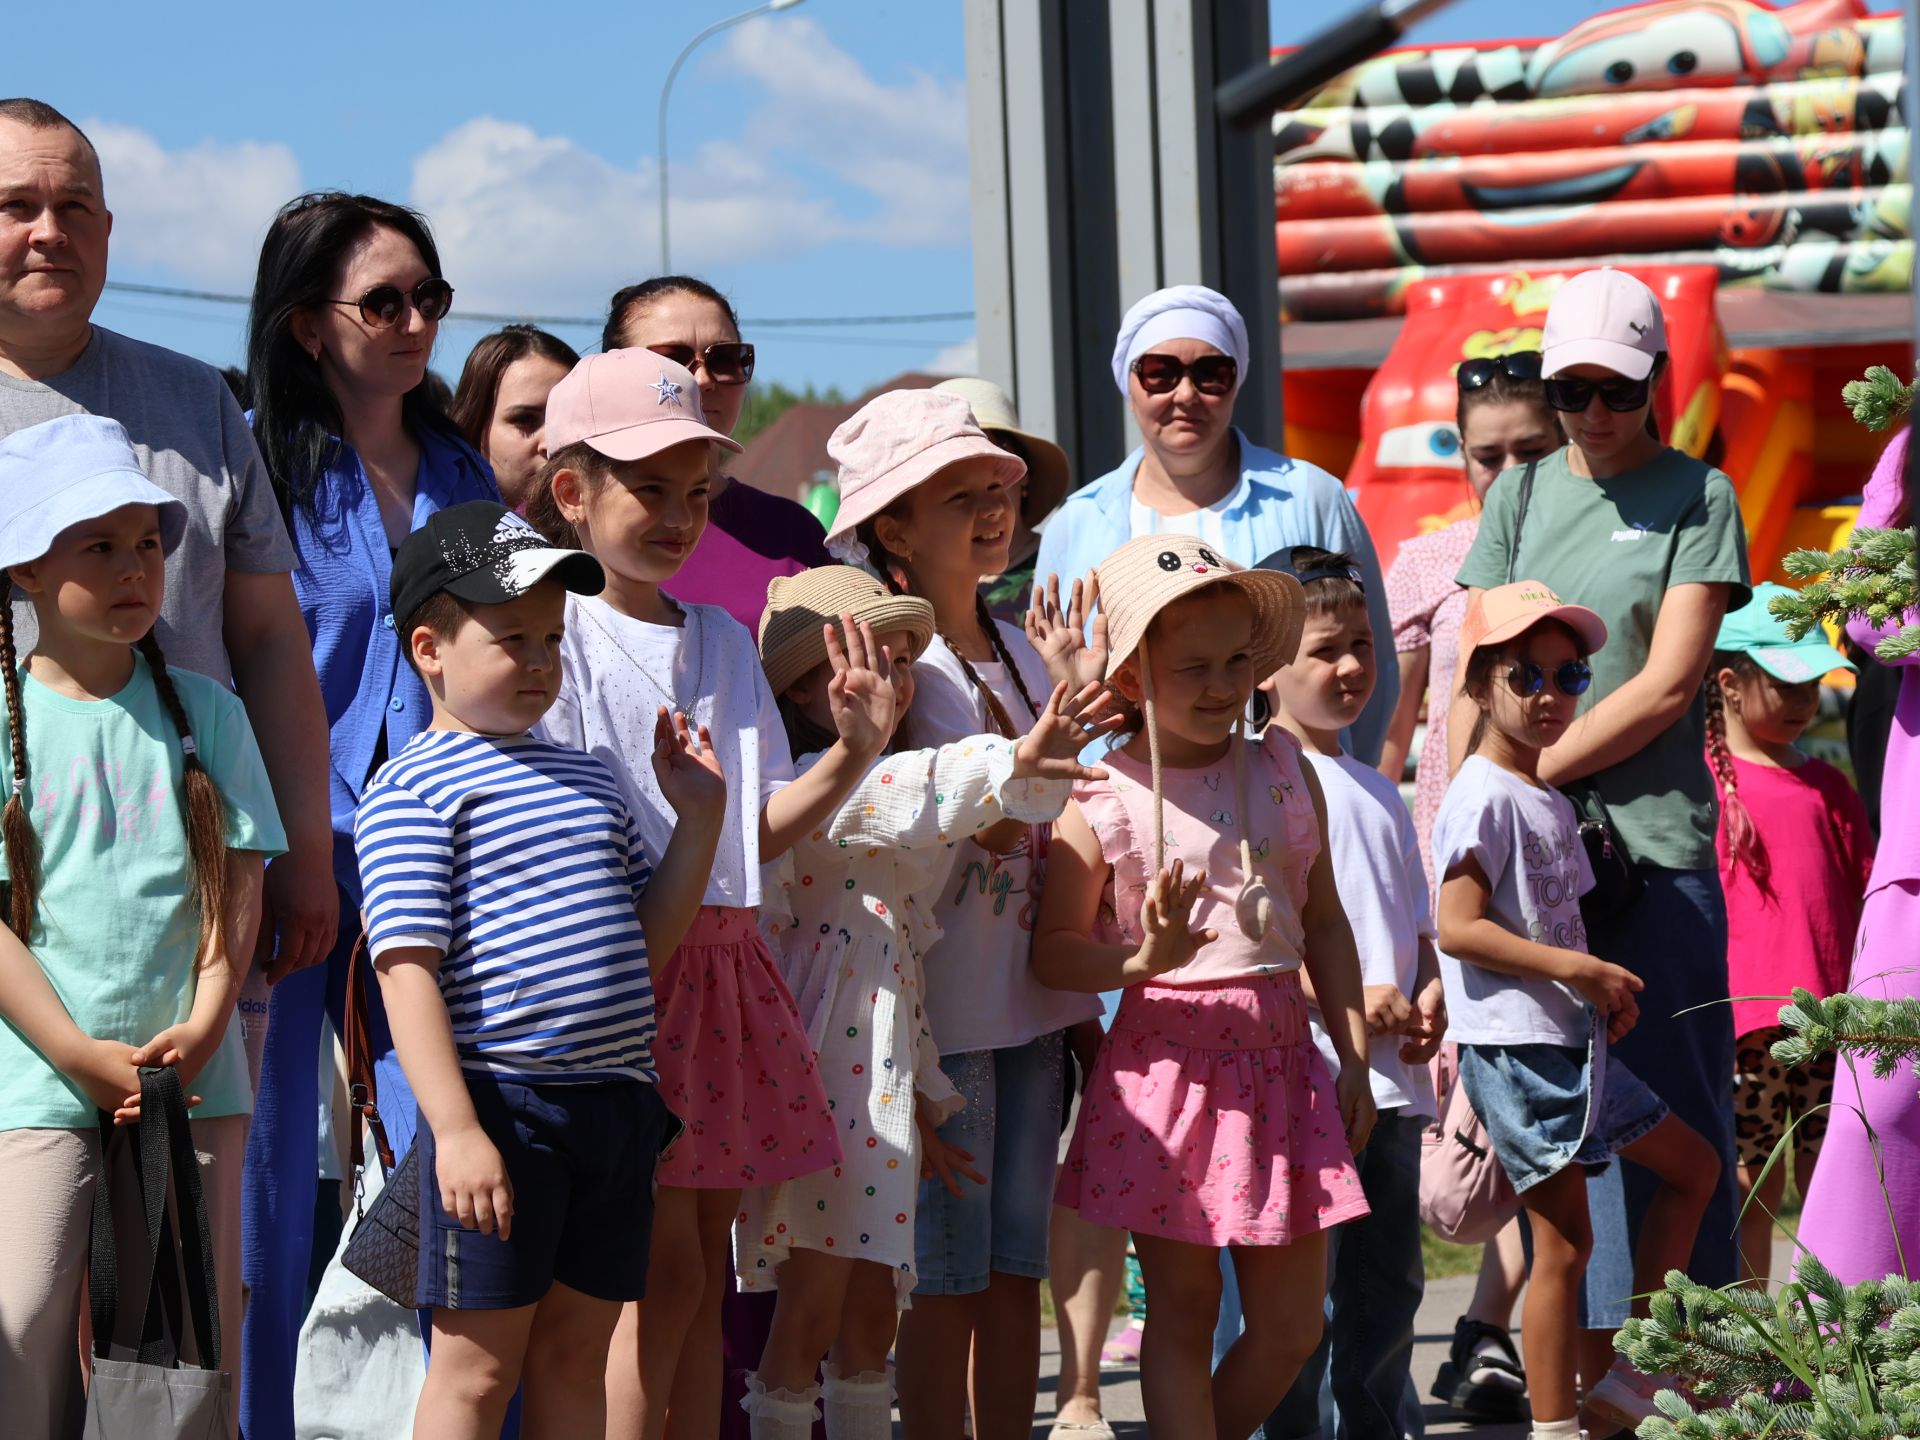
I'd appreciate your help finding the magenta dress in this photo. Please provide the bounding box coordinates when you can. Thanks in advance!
[1384,518,1477,896]
[1796,429,1920,1285]
[1055,733,1369,1245]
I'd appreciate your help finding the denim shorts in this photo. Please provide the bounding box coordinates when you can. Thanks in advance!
[1459,1030,1668,1194]
[417,1076,676,1309]
[913,1032,1064,1296]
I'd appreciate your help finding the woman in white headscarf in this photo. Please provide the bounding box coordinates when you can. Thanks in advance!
[1033,285,1396,761]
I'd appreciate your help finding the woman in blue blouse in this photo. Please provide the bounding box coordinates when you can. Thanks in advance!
[239,192,499,1440]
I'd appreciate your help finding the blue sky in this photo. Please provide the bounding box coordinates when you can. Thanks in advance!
[8,0,1613,398]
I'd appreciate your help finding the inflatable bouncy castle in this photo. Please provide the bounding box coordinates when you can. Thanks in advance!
[1275,0,1911,585]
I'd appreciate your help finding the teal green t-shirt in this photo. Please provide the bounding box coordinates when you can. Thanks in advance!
[1457,446,1751,873]
[0,655,287,1131]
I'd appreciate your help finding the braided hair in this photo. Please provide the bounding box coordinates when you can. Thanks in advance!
[1704,650,1768,888]
[0,603,41,940]
[1,618,232,954]
[854,516,1041,738]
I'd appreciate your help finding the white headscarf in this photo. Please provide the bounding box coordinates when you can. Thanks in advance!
[1110,284,1250,395]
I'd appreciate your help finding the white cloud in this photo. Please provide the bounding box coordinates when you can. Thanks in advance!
[86,121,301,289]
[926,337,979,375]
[412,19,969,313]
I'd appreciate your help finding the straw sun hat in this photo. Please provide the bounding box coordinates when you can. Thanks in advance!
[758,564,936,696]
[1091,534,1306,943]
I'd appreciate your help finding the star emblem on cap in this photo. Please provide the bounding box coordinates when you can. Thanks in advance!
[651,374,683,406]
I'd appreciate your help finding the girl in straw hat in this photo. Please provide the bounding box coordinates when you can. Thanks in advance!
[737,566,1121,1439]
[824,389,1103,1436]
[1035,532,1375,1440]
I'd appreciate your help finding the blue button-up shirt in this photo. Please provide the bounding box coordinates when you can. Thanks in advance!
[277,424,500,899]
[1034,430,1396,764]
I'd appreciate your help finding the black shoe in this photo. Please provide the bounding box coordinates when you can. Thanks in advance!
[1430,1317,1530,1423]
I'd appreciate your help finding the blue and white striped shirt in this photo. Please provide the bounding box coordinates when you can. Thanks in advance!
[355,730,656,1084]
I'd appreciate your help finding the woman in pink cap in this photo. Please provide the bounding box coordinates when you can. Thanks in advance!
[1448,267,1750,1421]
[823,389,1102,1439]
[531,349,889,1440]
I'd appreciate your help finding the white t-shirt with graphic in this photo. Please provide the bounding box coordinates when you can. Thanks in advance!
[1431,755,1595,1046]
[904,621,1102,1053]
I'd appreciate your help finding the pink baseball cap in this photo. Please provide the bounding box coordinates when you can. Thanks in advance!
[825,389,1026,541]
[1541,268,1667,381]
[543,350,742,462]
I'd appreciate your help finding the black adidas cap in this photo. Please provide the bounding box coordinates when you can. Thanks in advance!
[391,501,605,632]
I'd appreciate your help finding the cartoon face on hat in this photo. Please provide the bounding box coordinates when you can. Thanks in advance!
[1096,533,1305,685]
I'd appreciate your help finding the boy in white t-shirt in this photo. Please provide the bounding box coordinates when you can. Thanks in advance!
[1263,546,1448,1440]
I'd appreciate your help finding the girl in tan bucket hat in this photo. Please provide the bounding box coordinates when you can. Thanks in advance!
[738,565,1121,1438]
[1033,532,1378,1440]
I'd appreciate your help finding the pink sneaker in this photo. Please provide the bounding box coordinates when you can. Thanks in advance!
[1100,1320,1144,1370]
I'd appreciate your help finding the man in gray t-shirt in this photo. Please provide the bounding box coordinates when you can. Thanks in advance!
[0,99,335,978]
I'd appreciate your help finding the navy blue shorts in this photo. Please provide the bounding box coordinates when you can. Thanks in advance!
[416,1076,675,1310]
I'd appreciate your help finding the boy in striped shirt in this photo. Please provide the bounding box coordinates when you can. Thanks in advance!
[356,501,725,1437]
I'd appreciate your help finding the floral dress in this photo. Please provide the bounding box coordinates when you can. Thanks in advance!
[737,736,1068,1304]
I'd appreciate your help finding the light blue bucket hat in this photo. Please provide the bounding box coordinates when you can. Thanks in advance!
[0,415,187,570]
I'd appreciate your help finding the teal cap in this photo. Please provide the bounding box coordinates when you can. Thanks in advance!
[1716,581,1855,683]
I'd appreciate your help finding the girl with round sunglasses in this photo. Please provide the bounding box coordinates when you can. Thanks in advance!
[1436,580,1720,1440]
[1448,268,1751,1414]
[241,191,499,1438]
[600,276,831,636]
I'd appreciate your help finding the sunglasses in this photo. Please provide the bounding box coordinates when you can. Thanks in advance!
[645,341,756,386]
[1503,658,1593,698]
[329,277,454,330]
[1543,365,1660,414]
[1457,352,1543,392]
[1130,353,1239,397]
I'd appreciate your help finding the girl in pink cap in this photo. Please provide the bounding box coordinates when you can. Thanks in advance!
[530,351,887,1440]
[1433,580,1719,1440]
[1037,532,1375,1440]
[823,389,1103,1438]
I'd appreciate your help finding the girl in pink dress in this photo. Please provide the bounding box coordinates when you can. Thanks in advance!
[1037,533,1374,1440]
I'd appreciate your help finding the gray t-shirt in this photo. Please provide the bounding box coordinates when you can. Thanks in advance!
[0,326,295,683]
[1432,755,1596,1047]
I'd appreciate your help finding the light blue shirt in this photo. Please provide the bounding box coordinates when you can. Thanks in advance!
[1034,431,1396,763]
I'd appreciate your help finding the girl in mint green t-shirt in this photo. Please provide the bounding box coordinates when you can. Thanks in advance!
[0,415,286,1437]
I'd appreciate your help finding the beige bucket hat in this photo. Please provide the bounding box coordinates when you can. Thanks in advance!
[758,565,936,696]
[1097,534,1306,685]
[930,377,1071,529]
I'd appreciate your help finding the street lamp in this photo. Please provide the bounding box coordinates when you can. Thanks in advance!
[658,0,807,273]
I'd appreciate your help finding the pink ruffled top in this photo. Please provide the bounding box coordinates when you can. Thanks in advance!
[1073,730,1320,984]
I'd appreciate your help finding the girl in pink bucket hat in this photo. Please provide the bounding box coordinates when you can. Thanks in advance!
[1034,532,1377,1440]
[826,389,1103,1436]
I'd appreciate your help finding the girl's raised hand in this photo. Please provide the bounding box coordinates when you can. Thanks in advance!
[1011,680,1125,783]
[1024,573,1110,693]
[825,614,898,759]
[1136,859,1217,979]
[652,706,727,818]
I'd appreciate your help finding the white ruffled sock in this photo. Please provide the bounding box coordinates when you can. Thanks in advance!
[741,1372,822,1440]
[822,1362,894,1440]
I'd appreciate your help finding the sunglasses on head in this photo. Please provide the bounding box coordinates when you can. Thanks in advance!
[645,341,756,386]
[1457,351,1543,392]
[1543,360,1662,414]
[1503,658,1593,698]
[1130,353,1239,397]
[329,277,454,330]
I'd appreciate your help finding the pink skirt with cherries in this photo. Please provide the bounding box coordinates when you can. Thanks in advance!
[653,906,841,1189]
[1056,970,1368,1246]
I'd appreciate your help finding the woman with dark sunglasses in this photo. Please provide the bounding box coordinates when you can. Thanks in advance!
[1449,268,1751,1427]
[1033,284,1397,763]
[599,276,830,638]
[240,191,500,1440]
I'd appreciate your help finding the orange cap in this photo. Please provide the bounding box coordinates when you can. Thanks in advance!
[1460,580,1608,657]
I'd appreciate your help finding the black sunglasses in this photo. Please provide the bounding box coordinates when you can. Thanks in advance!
[329,277,454,330]
[1503,658,1593,698]
[1130,353,1239,397]
[1543,361,1662,414]
[645,341,756,386]
[1457,352,1543,392]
